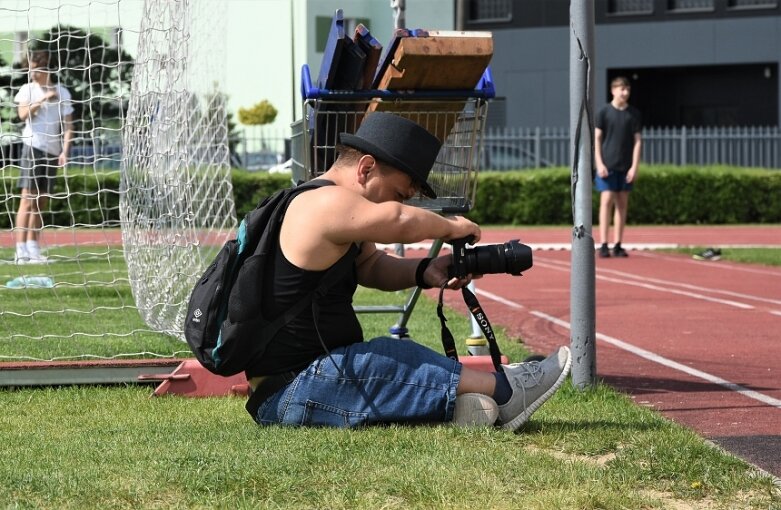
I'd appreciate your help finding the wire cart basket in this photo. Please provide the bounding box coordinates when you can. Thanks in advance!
[291,64,495,337]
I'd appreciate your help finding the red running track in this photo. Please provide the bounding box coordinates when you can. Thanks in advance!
[432,225,781,476]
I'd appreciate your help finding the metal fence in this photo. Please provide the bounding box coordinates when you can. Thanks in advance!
[480,125,781,170]
[233,125,781,171]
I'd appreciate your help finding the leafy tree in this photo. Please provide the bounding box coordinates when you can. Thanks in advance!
[238,100,278,126]
[0,25,134,140]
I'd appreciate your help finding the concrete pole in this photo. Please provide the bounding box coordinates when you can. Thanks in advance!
[569,1,597,389]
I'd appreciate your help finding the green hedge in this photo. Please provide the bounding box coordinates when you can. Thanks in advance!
[0,169,122,230]
[2,166,779,229]
[468,165,781,225]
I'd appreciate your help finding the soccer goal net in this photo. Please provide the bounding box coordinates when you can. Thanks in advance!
[0,0,235,362]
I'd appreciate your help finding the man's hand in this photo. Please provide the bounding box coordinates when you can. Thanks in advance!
[424,254,481,290]
[626,167,637,183]
[442,216,481,245]
[596,162,609,178]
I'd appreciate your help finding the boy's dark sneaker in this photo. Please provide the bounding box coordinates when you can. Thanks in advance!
[598,244,610,258]
[693,248,721,261]
[612,245,628,257]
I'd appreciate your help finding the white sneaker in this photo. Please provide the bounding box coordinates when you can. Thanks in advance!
[497,346,572,431]
[452,393,499,427]
[26,253,49,265]
[14,253,30,265]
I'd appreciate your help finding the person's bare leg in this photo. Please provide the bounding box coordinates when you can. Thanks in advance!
[612,191,629,245]
[27,194,48,243]
[456,366,496,395]
[450,366,500,426]
[15,190,33,245]
[599,191,615,245]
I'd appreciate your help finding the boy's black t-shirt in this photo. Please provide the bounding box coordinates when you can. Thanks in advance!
[596,103,642,172]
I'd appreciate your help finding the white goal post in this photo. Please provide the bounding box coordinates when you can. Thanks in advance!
[0,0,235,362]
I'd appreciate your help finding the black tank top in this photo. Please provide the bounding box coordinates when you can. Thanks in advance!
[251,232,363,375]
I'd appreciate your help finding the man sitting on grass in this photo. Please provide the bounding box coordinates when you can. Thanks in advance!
[245,113,571,429]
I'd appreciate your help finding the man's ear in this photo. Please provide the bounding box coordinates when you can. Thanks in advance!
[356,154,376,185]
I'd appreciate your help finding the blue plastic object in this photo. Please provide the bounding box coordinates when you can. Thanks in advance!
[5,276,54,289]
[301,63,496,100]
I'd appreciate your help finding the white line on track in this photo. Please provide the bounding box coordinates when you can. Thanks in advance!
[536,255,781,305]
[531,310,781,410]
[533,259,757,310]
[473,287,781,409]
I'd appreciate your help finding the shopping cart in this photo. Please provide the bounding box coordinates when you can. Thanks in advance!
[291,64,495,337]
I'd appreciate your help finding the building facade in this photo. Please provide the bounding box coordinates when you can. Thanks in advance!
[460,0,781,128]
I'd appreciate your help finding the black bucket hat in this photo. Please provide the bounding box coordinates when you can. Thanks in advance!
[339,112,441,199]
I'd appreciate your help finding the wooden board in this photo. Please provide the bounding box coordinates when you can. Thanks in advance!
[369,32,493,142]
[375,33,493,91]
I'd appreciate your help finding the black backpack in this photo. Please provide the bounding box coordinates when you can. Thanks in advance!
[184,179,341,376]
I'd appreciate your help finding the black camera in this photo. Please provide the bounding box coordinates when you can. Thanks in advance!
[448,236,533,279]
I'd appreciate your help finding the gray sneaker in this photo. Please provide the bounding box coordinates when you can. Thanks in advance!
[498,346,572,431]
[452,393,499,427]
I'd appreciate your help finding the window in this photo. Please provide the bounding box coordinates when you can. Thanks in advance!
[727,0,777,9]
[468,0,512,23]
[607,0,654,15]
[667,0,714,12]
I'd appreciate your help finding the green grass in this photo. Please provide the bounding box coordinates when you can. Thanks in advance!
[0,246,186,361]
[1,248,779,508]
[663,247,781,267]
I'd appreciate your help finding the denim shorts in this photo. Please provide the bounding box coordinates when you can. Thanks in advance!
[17,145,59,194]
[254,337,462,428]
[595,169,633,192]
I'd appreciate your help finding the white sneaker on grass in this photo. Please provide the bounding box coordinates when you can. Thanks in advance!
[498,346,572,431]
[14,253,30,265]
[452,393,499,427]
[26,253,49,265]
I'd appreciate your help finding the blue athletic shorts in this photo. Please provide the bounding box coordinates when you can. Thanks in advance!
[595,169,633,192]
[253,336,462,428]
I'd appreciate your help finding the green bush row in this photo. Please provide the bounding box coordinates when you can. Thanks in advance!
[469,165,781,225]
[2,166,779,229]
[238,166,781,225]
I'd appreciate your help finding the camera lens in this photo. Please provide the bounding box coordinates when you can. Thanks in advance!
[466,240,532,276]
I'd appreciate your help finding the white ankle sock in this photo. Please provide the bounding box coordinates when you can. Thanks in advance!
[16,242,29,257]
[26,240,41,257]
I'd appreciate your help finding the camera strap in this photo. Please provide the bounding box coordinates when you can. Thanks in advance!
[437,283,505,373]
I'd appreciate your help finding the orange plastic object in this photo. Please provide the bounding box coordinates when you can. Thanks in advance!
[140,356,505,398]
[460,355,508,372]
[139,359,249,397]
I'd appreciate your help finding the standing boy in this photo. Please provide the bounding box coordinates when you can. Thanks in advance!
[594,76,642,258]
[13,50,74,264]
